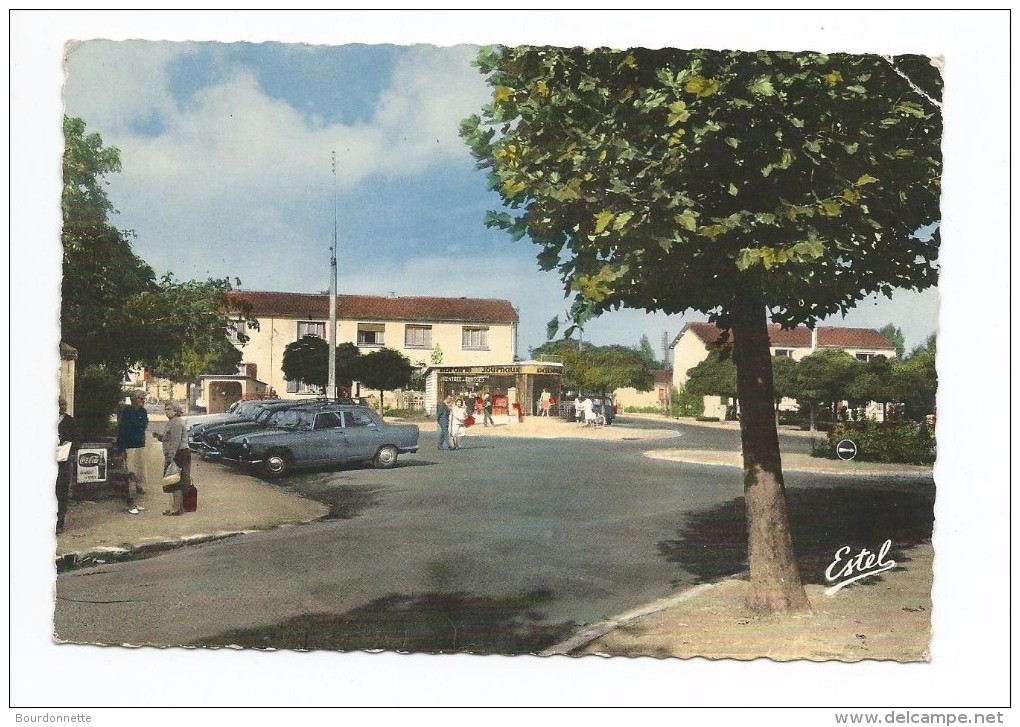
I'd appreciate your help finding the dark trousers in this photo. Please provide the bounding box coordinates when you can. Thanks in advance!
[56,461,71,531]
[437,422,450,449]
[172,448,193,490]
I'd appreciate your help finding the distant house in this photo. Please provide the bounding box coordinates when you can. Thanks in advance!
[670,322,897,420]
[219,290,520,412]
[613,369,673,411]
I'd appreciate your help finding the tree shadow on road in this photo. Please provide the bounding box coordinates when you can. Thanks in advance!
[657,485,935,587]
[190,589,575,654]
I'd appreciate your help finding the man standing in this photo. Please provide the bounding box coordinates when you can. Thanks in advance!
[56,396,79,534]
[436,395,453,450]
[116,391,148,514]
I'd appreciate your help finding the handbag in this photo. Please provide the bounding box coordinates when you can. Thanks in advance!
[161,461,182,492]
[183,485,198,512]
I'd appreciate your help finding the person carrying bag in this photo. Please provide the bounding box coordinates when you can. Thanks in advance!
[153,402,193,516]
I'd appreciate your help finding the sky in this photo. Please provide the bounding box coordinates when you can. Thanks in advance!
[55,27,943,360]
[10,9,1013,712]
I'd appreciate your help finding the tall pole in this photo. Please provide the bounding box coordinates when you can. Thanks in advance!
[327,151,338,399]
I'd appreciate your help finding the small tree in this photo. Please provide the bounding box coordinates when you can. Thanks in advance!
[281,336,329,392]
[794,349,860,429]
[892,334,937,420]
[770,355,800,425]
[684,349,738,400]
[878,323,906,359]
[358,348,414,412]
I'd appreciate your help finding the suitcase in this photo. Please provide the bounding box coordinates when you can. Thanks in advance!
[183,485,198,512]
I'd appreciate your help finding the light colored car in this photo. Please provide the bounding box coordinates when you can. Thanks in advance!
[216,404,420,477]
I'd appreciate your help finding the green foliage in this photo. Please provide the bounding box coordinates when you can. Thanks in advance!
[892,335,937,419]
[73,365,125,439]
[793,349,860,423]
[281,336,331,389]
[668,385,704,418]
[816,420,936,464]
[633,334,660,369]
[878,323,906,358]
[684,349,738,399]
[770,355,800,404]
[462,48,941,331]
[531,338,652,393]
[359,348,415,401]
[61,117,254,379]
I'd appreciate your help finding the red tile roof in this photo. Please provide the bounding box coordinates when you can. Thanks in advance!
[650,369,673,386]
[225,290,518,325]
[681,321,895,351]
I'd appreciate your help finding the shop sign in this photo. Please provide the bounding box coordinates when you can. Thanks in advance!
[76,447,109,483]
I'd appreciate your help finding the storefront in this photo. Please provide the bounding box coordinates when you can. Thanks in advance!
[423,362,563,417]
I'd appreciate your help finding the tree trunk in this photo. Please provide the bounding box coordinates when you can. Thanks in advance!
[730,284,811,614]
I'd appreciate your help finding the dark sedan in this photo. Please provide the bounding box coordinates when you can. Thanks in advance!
[216,404,419,477]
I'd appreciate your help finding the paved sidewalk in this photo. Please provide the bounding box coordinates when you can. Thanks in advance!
[55,411,934,660]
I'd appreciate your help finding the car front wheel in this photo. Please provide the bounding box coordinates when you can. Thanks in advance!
[261,449,291,477]
[373,445,398,469]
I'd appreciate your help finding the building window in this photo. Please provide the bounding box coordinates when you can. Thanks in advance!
[357,323,385,347]
[404,325,432,349]
[462,326,489,350]
[297,321,326,339]
[856,352,878,362]
[774,349,793,358]
[286,379,323,395]
[227,319,247,345]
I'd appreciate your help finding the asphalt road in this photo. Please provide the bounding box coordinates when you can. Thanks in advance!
[53,420,932,653]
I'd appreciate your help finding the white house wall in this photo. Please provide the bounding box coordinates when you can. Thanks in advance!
[237,315,516,400]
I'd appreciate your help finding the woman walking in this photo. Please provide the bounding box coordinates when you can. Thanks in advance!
[154,402,192,516]
[449,398,468,450]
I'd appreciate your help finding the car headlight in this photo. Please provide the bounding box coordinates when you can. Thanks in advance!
[241,438,250,452]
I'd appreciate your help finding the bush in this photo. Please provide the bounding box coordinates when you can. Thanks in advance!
[668,386,704,418]
[696,416,721,422]
[382,408,429,419]
[622,405,666,414]
[814,420,936,464]
[73,365,124,439]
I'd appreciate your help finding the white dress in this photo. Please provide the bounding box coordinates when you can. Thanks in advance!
[450,405,468,438]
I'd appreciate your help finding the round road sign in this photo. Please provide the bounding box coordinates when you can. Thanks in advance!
[836,439,858,461]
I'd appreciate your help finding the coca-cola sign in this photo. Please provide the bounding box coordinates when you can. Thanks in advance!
[76,447,108,483]
[78,452,103,467]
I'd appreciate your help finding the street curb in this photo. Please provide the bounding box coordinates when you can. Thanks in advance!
[55,515,326,572]
[540,578,743,656]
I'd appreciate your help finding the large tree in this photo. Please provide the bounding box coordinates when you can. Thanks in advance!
[62,116,254,379]
[463,47,941,612]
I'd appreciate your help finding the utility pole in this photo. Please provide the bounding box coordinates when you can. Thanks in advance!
[327,151,338,400]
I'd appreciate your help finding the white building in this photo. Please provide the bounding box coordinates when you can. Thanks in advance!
[207,290,519,412]
[670,321,897,420]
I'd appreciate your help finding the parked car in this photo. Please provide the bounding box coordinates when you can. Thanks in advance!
[189,400,300,456]
[184,399,281,436]
[215,404,420,477]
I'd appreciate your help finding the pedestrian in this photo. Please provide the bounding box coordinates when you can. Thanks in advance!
[576,396,586,426]
[153,402,191,516]
[115,391,148,514]
[56,395,80,535]
[450,398,468,450]
[482,393,495,427]
[436,395,453,450]
[539,389,551,416]
[584,396,597,427]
